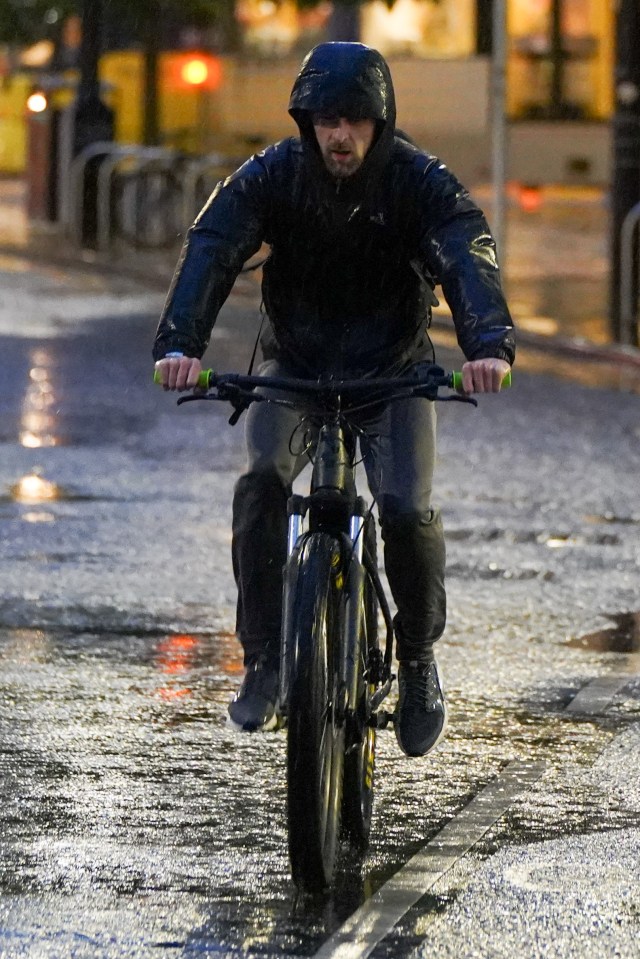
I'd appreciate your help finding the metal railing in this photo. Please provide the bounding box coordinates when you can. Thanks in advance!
[96,147,180,251]
[181,153,242,226]
[619,200,640,346]
[64,143,241,252]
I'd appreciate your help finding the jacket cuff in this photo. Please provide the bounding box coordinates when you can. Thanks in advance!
[469,341,515,366]
[152,338,199,361]
[491,346,515,365]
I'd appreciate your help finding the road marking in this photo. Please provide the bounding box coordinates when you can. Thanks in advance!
[564,675,630,715]
[313,760,545,959]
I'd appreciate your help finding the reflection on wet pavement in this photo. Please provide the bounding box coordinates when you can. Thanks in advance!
[19,349,60,448]
[9,470,62,503]
[3,472,111,506]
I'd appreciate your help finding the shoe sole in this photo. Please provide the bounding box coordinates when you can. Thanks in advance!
[226,709,281,733]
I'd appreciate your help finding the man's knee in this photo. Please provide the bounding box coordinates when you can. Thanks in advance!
[233,470,289,516]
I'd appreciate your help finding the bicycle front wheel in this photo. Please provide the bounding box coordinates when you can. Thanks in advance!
[287,533,345,891]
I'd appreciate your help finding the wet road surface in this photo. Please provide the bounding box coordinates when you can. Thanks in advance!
[1,258,640,957]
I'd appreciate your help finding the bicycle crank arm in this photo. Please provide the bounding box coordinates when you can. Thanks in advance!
[369,678,393,712]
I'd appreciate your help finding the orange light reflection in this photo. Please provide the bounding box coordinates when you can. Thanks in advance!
[155,633,200,702]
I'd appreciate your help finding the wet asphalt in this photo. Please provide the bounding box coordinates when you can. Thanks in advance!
[0,248,640,957]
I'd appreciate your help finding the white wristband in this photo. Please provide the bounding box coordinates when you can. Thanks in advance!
[165,352,184,358]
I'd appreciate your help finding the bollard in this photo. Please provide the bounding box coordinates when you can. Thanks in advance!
[619,201,640,346]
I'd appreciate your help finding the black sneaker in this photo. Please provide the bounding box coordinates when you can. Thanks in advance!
[394,660,448,758]
[228,655,280,732]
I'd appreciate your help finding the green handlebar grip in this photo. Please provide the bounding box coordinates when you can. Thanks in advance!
[153,368,213,388]
[451,370,511,390]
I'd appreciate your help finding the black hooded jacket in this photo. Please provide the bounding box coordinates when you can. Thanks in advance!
[153,42,515,376]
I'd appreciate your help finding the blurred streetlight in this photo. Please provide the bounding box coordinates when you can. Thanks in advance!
[27,92,48,113]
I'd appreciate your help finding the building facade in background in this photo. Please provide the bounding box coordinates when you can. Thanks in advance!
[237,0,612,122]
[0,0,617,184]
[221,0,613,184]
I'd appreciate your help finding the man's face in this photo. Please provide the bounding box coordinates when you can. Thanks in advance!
[312,114,376,178]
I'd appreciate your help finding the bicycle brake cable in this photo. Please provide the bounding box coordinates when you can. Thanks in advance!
[288,417,315,459]
[437,394,478,407]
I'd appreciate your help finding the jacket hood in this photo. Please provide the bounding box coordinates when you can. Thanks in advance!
[288,43,396,195]
[289,42,396,134]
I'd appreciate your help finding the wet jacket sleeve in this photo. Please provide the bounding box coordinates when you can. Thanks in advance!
[153,157,268,360]
[416,161,515,364]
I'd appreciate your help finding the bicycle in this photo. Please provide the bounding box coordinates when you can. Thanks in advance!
[159,362,503,891]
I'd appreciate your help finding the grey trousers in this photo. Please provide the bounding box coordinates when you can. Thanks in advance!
[231,360,446,664]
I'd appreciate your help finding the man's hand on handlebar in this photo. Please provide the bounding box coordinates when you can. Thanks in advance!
[460,358,511,394]
[154,356,203,391]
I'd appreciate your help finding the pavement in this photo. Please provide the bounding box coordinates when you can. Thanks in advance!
[1,174,639,956]
[1,174,639,393]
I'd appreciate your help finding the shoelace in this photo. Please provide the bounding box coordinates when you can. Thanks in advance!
[402,663,439,710]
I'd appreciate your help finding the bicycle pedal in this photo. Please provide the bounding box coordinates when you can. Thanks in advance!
[369,709,395,730]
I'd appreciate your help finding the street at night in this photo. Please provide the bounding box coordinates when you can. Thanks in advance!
[1,192,639,956]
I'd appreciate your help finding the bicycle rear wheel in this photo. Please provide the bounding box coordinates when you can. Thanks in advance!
[342,515,379,849]
[287,533,345,891]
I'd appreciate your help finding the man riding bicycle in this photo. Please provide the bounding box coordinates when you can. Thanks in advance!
[153,42,515,758]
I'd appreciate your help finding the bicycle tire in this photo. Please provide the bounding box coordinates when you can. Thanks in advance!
[342,515,379,848]
[287,532,345,891]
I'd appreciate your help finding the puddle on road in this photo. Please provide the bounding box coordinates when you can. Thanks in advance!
[568,612,640,654]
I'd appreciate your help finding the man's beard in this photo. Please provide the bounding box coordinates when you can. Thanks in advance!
[322,142,361,178]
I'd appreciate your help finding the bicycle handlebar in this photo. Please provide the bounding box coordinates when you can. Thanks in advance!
[153,367,512,393]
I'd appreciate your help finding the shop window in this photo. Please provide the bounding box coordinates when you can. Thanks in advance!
[508,0,611,120]
[361,0,475,58]
[235,0,475,60]
[236,0,331,57]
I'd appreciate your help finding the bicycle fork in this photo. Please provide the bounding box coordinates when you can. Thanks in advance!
[278,506,367,720]
[278,419,366,721]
